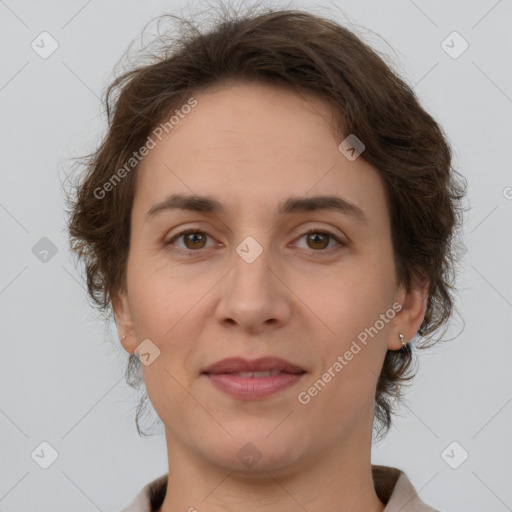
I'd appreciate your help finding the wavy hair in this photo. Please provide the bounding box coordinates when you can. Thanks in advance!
[65,4,467,440]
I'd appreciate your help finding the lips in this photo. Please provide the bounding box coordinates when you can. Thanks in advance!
[202,356,306,400]
[202,356,306,376]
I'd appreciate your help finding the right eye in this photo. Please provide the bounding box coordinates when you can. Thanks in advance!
[165,229,216,253]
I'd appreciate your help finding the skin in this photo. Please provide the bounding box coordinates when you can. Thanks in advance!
[114,81,428,512]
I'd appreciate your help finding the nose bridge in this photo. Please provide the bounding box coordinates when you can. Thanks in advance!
[228,199,288,277]
[228,207,274,275]
[215,227,290,332]
[231,231,275,292]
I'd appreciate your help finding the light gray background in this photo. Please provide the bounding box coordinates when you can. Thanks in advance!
[1,0,511,511]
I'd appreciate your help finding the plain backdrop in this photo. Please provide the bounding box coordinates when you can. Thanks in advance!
[1,0,511,511]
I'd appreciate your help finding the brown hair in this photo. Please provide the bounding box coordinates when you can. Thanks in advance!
[65,5,467,440]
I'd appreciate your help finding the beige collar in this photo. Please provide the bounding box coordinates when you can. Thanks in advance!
[120,465,439,511]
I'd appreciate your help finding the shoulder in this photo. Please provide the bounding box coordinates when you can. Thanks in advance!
[117,474,167,512]
[119,468,441,512]
[372,465,440,511]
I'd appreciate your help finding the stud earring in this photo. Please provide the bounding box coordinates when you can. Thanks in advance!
[122,335,126,341]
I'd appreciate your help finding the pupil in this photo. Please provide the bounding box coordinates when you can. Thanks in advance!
[188,233,203,248]
[310,233,327,249]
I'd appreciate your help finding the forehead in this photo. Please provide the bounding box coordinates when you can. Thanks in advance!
[173,81,338,156]
[133,81,389,226]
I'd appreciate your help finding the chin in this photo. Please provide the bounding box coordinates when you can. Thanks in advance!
[199,430,304,474]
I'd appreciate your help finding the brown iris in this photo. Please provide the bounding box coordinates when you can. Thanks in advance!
[183,232,207,250]
[306,232,329,250]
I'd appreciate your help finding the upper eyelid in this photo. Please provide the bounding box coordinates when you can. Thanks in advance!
[166,226,346,249]
[167,221,346,239]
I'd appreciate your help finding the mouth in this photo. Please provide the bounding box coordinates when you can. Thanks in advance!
[207,370,288,377]
[201,356,307,400]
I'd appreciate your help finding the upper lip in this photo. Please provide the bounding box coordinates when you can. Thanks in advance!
[202,356,306,375]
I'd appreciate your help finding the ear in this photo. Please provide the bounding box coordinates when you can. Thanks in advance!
[112,287,138,354]
[387,274,429,351]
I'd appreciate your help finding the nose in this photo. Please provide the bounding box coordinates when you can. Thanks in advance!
[214,239,291,336]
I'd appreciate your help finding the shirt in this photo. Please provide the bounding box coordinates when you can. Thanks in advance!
[118,465,439,511]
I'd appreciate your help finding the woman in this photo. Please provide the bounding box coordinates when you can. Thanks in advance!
[66,7,466,512]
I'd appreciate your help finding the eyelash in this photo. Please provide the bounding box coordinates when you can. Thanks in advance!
[165,227,346,257]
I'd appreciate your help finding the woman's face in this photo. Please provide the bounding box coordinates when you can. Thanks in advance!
[115,81,426,473]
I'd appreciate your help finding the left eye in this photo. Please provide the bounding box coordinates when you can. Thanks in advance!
[165,228,345,253]
[294,229,345,251]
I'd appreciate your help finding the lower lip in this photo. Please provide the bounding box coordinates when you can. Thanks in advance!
[203,372,305,399]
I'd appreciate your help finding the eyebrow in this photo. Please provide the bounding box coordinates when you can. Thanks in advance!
[146,193,368,222]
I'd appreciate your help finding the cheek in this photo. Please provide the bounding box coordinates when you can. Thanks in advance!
[303,323,387,428]
[127,250,209,337]
[127,252,188,332]
[324,270,393,338]
[312,268,393,399]
[136,313,201,424]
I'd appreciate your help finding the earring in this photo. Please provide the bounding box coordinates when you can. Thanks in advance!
[399,333,407,350]
[122,335,126,341]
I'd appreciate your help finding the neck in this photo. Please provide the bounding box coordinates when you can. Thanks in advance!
[158,417,385,512]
